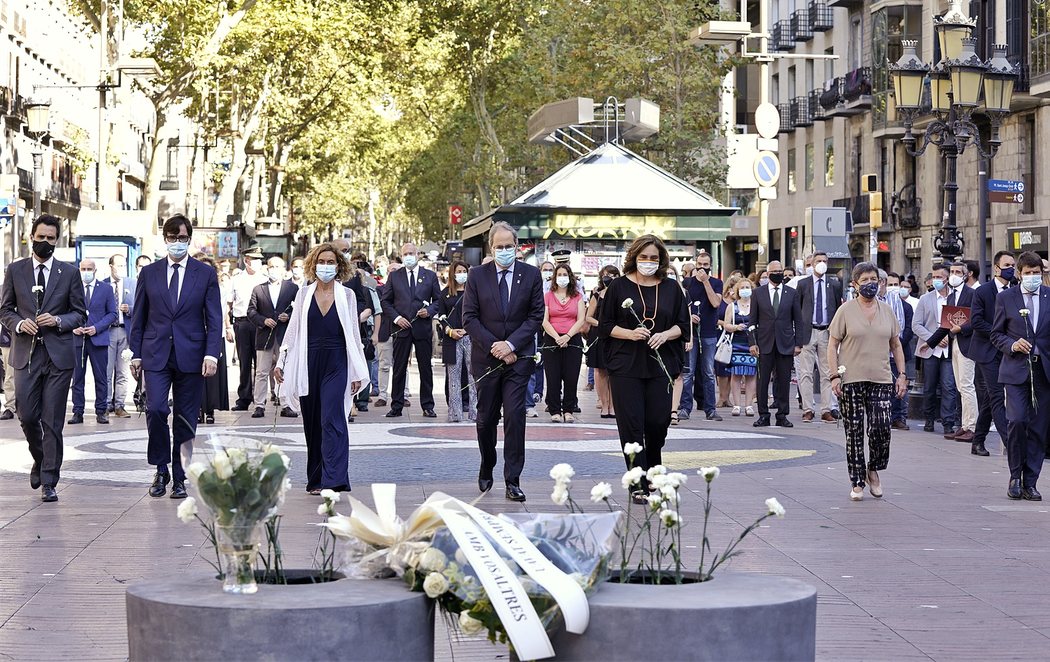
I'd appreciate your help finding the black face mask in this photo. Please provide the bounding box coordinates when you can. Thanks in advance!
[602,276,614,286]
[767,272,784,285]
[32,240,55,260]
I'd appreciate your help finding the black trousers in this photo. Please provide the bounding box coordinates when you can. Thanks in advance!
[390,335,434,411]
[145,348,204,483]
[610,374,673,474]
[974,358,1007,447]
[758,350,793,419]
[1004,365,1050,486]
[475,358,532,485]
[233,318,256,407]
[16,344,73,487]
[542,335,583,415]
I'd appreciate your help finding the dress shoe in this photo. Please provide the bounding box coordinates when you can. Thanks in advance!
[891,420,910,431]
[205,414,215,424]
[821,412,837,424]
[280,406,299,418]
[801,410,815,422]
[30,462,40,490]
[830,409,842,420]
[775,417,793,428]
[114,407,131,418]
[923,421,935,433]
[573,406,582,413]
[375,399,387,407]
[1008,479,1023,500]
[753,417,771,428]
[1024,486,1043,501]
[478,477,494,493]
[953,430,974,443]
[385,410,403,418]
[68,412,83,424]
[971,442,990,457]
[251,407,265,418]
[358,403,368,412]
[231,404,250,411]
[942,428,958,439]
[1,409,15,420]
[706,412,723,421]
[405,399,412,407]
[505,485,527,502]
[422,409,437,418]
[149,472,170,498]
[170,481,188,499]
[40,485,57,502]
[96,413,109,424]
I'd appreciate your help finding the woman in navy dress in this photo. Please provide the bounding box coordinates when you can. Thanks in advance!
[275,243,370,494]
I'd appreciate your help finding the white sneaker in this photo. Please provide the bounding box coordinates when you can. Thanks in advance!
[850,487,864,501]
[551,413,563,423]
[732,406,741,416]
[745,406,755,417]
[563,413,575,423]
[525,407,538,418]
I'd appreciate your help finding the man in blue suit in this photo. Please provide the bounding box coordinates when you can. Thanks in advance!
[462,221,545,502]
[69,259,117,424]
[380,242,441,418]
[129,215,223,500]
[967,251,1014,457]
[990,250,1048,501]
[102,253,135,418]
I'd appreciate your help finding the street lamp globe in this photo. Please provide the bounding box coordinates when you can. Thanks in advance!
[934,0,976,62]
[982,43,1019,115]
[26,100,50,136]
[889,40,928,110]
[947,38,987,108]
[929,65,952,114]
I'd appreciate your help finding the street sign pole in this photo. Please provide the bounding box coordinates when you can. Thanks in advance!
[756,0,771,272]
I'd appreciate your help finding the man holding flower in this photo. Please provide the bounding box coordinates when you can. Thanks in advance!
[990,250,1050,501]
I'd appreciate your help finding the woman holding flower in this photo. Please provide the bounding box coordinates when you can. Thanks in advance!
[438,260,476,422]
[541,263,586,423]
[826,262,907,501]
[599,235,690,503]
[274,243,370,495]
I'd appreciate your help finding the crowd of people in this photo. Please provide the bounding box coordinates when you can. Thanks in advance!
[1,212,1040,506]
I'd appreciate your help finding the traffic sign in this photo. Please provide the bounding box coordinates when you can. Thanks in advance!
[988,179,1024,193]
[754,103,780,140]
[449,205,463,225]
[753,151,780,187]
[989,191,1024,204]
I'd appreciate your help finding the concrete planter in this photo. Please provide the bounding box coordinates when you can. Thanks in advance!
[126,573,433,662]
[548,573,816,661]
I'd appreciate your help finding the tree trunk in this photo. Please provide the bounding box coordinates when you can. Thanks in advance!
[208,76,269,227]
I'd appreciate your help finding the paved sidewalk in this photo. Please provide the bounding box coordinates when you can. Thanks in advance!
[2,372,1050,660]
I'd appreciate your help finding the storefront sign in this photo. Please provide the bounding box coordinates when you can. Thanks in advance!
[542,214,677,240]
[1009,226,1049,254]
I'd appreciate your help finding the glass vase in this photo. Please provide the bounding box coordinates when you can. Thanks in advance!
[216,524,261,594]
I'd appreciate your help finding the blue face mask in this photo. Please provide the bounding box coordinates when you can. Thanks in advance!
[859,282,880,300]
[402,254,418,269]
[81,270,95,284]
[166,241,189,259]
[1000,267,1015,282]
[1022,274,1042,293]
[316,264,338,283]
[931,279,945,291]
[494,248,516,268]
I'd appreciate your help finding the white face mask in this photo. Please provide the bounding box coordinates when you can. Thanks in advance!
[897,286,910,299]
[556,276,570,288]
[804,266,814,277]
[948,274,965,288]
[315,264,338,283]
[402,254,418,269]
[81,270,95,284]
[739,288,752,299]
[542,270,553,281]
[637,261,659,277]
[268,268,281,282]
[454,272,468,285]
[292,266,304,279]
[814,261,828,276]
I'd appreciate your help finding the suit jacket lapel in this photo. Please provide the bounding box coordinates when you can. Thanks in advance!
[1038,287,1050,334]
[174,260,197,315]
[40,261,62,310]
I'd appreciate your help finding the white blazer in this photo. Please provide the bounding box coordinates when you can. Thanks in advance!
[276,282,370,416]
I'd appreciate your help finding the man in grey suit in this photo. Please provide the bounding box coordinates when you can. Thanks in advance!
[910,263,958,435]
[102,253,135,418]
[794,251,843,423]
[0,215,86,502]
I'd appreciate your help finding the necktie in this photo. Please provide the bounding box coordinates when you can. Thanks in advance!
[772,286,780,315]
[36,265,45,305]
[85,284,92,303]
[409,270,416,293]
[815,279,824,326]
[116,282,123,324]
[1026,293,1037,331]
[948,289,957,307]
[169,264,181,308]
[499,269,510,313]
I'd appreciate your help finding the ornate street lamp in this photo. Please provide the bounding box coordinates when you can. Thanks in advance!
[25,99,50,232]
[888,2,1017,263]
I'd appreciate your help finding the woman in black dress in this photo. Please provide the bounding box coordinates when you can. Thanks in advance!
[438,260,475,422]
[274,244,370,494]
[196,255,228,423]
[599,235,690,503]
[586,264,620,419]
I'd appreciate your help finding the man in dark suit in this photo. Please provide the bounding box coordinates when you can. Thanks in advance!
[990,250,1049,500]
[463,222,545,501]
[247,256,298,418]
[969,251,1014,457]
[748,260,803,428]
[129,215,223,500]
[793,251,843,423]
[381,242,441,418]
[886,272,915,431]
[0,214,86,502]
[102,253,135,418]
[69,258,117,425]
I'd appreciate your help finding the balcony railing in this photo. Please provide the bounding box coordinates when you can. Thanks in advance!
[819,79,842,110]
[777,102,795,133]
[791,96,813,127]
[809,0,833,32]
[773,20,795,51]
[809,89,827,121]
[842,67,873,102]
[792,10,813,42]
[871,90,905,138]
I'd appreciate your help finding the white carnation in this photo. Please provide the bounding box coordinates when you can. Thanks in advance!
[551,484,569,506]
[622,442,644,458]
[176,497,198,524]
[660,509,680,528]
[320,489,340,502]
[699,466,720,483]
[766,497,786,518]
[549,463,575,483]
[423,572,450,598]
[590,482,613,503]
[317,503,330,516]
[621,298,634,309]
[225,447,246,469]
[667,472,688,488]
[647,494,664,510]
[621,467,644,489]
[646,465,667,482]
[120,349,134,362]
[187,462,207,481]
[211,451,233,480]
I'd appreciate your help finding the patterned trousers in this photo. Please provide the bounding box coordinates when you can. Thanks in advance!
[446,336,476,422]
[841,381,893,487]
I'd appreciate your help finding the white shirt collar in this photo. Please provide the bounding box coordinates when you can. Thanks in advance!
[167,256,188,269]
[32,255,54,272]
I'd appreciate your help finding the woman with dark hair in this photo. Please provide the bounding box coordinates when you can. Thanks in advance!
[586,264,620,419]
[667,264,694,425]
[542,263,587,422]
[827,261,907,501]
[599,235,690,503]
[439,260,475,422]
[274,243,370,494]
[196,255,229,423]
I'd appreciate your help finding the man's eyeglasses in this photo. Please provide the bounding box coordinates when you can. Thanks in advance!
[164,235,191,243]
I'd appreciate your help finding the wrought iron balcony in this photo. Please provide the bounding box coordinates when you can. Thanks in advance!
[778,102,796,133]
[791,96,813,127]
[773,20,795,51]
[809,0,833,32]
[809,89,827,121]
[792,10,813,42]
[842,67,873,103]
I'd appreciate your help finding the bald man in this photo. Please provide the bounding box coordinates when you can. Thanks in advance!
[69,259,117,424]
